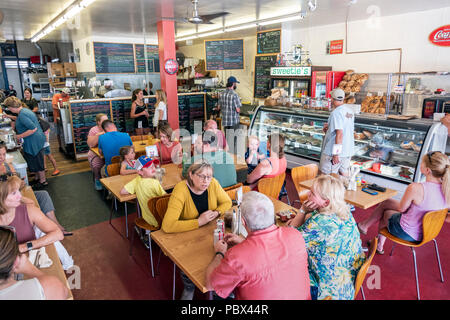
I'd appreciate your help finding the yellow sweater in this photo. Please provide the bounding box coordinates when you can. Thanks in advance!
[162,178,232,233]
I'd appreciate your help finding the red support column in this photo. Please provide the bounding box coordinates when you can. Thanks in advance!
[157,20,179,130]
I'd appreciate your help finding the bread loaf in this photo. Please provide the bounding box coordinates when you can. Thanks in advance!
[345,69,355,75]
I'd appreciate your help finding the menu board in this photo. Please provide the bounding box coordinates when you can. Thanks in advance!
[205,39,244,71]
[135,44,160,73]
[70,101,111,155]
[94,42,135,73]
[257,29,281,55]
[178,94,205,133]
[111,97,156,133]
[254,55,277,98]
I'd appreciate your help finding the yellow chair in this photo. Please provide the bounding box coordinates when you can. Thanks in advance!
[257,172,286,200]
[379,209,447,300]
[291,164,318,204]
[106,163,120,177]
[226,185,251,200]
[129,194,171,278]
[131,135,147,142]
[354,237,378,300]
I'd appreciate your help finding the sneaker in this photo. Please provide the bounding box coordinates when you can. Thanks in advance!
[52,169,61,176]
[350,205,355,212]
[142,234,150,250]
[95,179,103,191]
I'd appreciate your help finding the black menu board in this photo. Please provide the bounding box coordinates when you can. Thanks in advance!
[178,94,205,133]
[135,44,160,73]
[257,29,281,55]
[205,39,244,71]
[94,42,135,73]
[254,55,277,98]
[70,101,111,155]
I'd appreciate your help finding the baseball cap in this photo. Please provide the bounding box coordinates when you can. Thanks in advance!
[330,88,345,101]
[227,76,240,84]
[61,87,70,94]
[135,155,159,170]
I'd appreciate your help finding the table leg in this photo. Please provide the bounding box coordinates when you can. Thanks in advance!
[125,202,128,238]
[173,262,176,300]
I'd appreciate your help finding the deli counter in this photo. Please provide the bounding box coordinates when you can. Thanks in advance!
[249,105,448,199]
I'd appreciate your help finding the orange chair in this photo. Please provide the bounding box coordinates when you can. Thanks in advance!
[379,209,447,300]
[129,194,171,278]
[257,172,286,200]
[291,164,318,204]
[111,155,121,164]
[354,237,378,300]
[131,135,147,142]
[226,185,251,200]
[106,163,120,177]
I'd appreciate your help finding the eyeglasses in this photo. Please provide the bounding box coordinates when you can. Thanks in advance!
[195,173,213,181]
[0,225,17,242]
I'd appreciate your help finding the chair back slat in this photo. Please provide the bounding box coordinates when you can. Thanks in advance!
[257,172,286,199]
[421,209,448,244]
[147,194,171,227]
[106,163,120,176]
[291,164,318,202]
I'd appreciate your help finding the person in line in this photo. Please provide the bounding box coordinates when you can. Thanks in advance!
[245,135,269,175]
[3,97,47,189]
[319,88,354,177]
[22,88,39,114]
[120,156,166,228]
[130,88,150,135]
[51,88,70,124]
[0,175,63,253]
[182,131,237,188]
[287,175,365,300]
[98,120,132,177]
[143,82,153,96]
[358,151,450,254]
[206,191,311,300]
[40,117,60,177]
[0,227,68,300]
[246,133,287,190]
[7,85,17,97]
[218,76,241,153]
[156,124,182,165]
[162,161,232,300]
[153,89,167,133]
[0,143,70,236]
[87,113,108,190]
[203,120,228,151]
[119,146,138,176]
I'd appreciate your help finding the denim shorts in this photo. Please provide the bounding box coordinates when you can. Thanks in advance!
[44,146,51,155]
[388,213,419,243]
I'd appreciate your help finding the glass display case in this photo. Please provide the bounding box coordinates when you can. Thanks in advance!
[249,106,446,187]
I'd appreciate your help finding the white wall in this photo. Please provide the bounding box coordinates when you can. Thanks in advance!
[281,7,450,73]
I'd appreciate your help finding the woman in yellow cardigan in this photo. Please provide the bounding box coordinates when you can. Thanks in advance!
[162,160,232,299]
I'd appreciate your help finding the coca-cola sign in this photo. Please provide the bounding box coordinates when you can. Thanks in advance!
[429,25,450,46]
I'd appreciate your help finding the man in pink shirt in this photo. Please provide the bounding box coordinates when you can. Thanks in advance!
[205,191,311,300]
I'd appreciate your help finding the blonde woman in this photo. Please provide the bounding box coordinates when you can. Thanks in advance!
[287,175,365,300]
[153,89,167,129]
[358,151,450,254]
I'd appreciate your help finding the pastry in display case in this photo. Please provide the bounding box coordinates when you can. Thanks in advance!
[250,105,447,194]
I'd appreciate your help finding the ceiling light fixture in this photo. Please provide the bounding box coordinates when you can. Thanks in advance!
[225,23,257,32]
[200,30,225,37]
[31,0,96,42]
[307,0,317,12]
[259,15,301,26]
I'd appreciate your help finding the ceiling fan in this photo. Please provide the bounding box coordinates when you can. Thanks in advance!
[163,0,229,25]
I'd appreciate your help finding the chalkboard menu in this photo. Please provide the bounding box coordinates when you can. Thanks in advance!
[94,42,135,73]
[178,94,206,133]
[257,29,281,55]
[135,44,160,73]
[70,101,111,155]
[111,97,156,133]
[254,55,277,98]
[205,39,244,71]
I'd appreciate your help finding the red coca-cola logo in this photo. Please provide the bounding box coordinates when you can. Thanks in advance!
[164,59,179,75]
[429,25,450,46]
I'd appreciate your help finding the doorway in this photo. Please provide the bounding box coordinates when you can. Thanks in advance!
[1,58,29,99]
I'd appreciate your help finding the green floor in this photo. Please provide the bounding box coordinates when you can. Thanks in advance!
[46,171,135,232]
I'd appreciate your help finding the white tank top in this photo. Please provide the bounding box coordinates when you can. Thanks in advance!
[0,278,46,300]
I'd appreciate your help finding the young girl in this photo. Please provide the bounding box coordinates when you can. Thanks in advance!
[153,89,167,132]
[119,146,138,175]
[358,151,450,254]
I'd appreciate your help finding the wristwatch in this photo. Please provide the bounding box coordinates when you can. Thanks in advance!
[299,207,306,215]
[26,241,33,251]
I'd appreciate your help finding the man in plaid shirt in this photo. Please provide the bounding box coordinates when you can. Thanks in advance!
[218,76,242,153]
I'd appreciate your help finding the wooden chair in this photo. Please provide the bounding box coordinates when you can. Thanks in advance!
[131,135,147,141]
[129,193,171,278]
[354,237,378,300]
[226,185,251,200]
[223,182,243,192]
[291,164,318,204]
[111,155,121,164]
[106,163,120,177]
[379,209,447,300]
[257,172,286,200]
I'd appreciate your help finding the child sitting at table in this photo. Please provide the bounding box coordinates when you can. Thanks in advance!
[120,156,166,228]
[245,135,269,175]
[119,146,138,175]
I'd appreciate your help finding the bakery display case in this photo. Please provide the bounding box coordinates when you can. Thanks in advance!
[249,105,448,195]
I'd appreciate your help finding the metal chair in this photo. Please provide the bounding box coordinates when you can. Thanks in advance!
[379,209,447,300]
[354,237,378,300]
[291,164,318,204]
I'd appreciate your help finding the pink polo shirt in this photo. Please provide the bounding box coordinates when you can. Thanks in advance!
[210,225,311,300]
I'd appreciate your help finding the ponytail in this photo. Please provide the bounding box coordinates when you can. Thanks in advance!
[424,151,450,205]
[442,165,450,206]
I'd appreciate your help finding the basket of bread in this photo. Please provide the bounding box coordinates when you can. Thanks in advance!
[338,70,368,95]
[360,94,394,114]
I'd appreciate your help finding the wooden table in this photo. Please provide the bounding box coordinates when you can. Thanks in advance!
[298,179,398,210]
[21,188,74,300]
[151,197,296,298]
[90,139,158,158]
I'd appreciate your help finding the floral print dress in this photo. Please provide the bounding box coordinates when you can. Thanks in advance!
[298,211,365,300]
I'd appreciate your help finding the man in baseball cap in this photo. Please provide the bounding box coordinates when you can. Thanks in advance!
[51,87,71,123]
[319,87,355,177]
[226,76,240,85]
[135,155,160,170]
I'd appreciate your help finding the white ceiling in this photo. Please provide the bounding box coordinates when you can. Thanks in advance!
[0,0,449,42]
